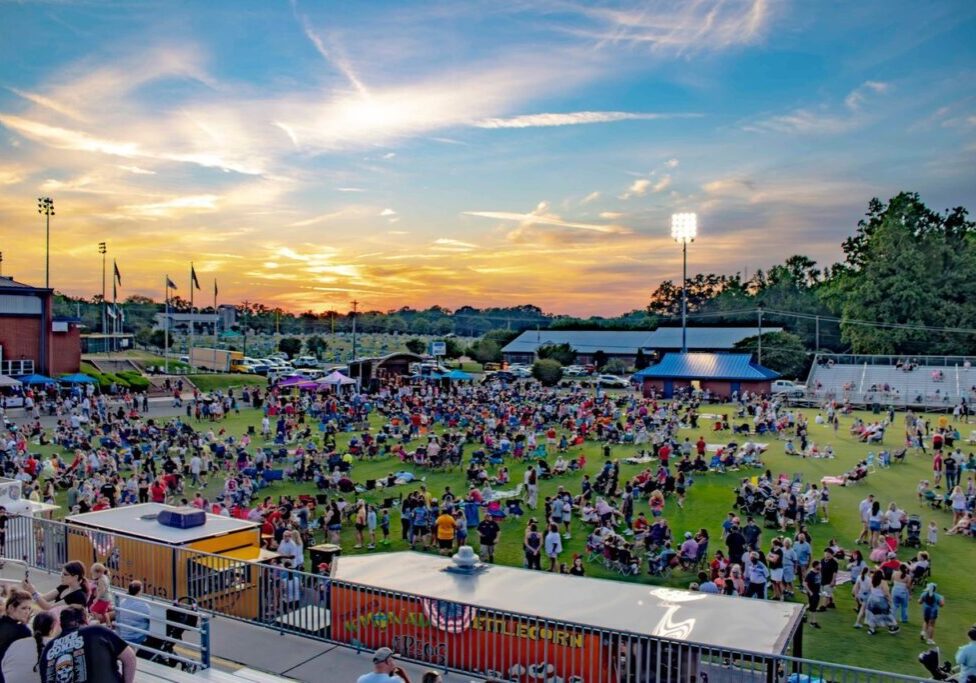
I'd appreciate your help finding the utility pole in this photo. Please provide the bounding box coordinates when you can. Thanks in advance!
[37,197,54,289]
[757,303,765,365]
[350,300,359,361]
[815,315,820,352]
[99,242,107,353]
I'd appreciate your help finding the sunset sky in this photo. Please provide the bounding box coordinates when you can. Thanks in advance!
[1,1,974,315]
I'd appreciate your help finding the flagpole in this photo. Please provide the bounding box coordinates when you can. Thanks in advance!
[111,260,118,359]
[212,279,218,371]
[164,276,170,374]
[189,263,195,372]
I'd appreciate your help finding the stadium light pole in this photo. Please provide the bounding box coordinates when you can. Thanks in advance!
[37,197,54,288]
[99,242,107,346]
[671,213,697,354]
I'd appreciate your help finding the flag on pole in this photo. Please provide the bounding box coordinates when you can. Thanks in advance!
[166,277,177,290]
[214,279,218,297]
[191,265,201,290]
[106,305,116,319]
[114,261,122,286]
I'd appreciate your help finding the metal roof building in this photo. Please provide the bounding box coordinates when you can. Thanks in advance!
[633,352,779,398]
[501,327,782,363]
[633,352,780,381]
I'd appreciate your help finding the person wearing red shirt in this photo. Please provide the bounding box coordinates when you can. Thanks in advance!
[659,443,671,467]
[149,480,166,504]
[696,437,707,457]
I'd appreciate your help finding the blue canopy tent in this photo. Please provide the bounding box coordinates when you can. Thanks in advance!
[16,374,57,386]
[443,369,473,381]
[59,373,97,384]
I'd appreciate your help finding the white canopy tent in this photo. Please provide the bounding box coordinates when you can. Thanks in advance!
[0,375,22,387]
[318,370,356,386]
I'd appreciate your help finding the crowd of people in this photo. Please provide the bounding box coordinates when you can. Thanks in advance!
[1,372,975,680]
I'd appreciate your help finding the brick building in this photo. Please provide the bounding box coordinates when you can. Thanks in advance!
[0,277,81,376]
[633,352,779,399]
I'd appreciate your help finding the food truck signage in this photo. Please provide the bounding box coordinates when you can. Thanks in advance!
[331,586,602,681]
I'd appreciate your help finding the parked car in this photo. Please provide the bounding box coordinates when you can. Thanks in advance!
[294,356,320,368]
[564,365,589,377]
[596,374,630,388]
[482,371,518,384]
[771,379,806,397]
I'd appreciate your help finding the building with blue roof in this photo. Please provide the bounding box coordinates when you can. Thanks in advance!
[632,352,780,398]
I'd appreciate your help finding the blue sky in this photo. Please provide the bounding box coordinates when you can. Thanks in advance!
[1,0,974,314]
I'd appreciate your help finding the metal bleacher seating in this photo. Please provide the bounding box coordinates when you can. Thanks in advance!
[806,355,976,408]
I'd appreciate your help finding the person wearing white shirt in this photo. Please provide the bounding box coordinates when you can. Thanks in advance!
[544,523,563,572]
[277,530,304,571]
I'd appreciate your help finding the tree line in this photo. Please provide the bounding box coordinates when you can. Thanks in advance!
[53,192,976,358]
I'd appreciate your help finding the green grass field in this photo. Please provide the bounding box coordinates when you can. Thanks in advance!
[38,401,974,673]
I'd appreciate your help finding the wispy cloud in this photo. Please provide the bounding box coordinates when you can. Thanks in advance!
[291,1,369,97]
[557,0,774,54]
[844,80,889,110]
[7,87,86,122]
[580,191,601,205]
[473,111,698,129]
[464,201,630,235]
[744,80,891,135]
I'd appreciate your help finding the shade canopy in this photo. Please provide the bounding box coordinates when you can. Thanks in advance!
[318,370,356,386]
[277,375,312,387]
[443,369,473,381]
[59,373,97,384]
[16,374,56,385]
[0,375,22,387]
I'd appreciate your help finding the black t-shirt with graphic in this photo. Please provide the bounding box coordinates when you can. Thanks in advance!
[40,625,127,683]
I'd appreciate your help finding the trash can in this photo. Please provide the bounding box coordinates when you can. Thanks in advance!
[309,544,342,575]
[872,402,880,414]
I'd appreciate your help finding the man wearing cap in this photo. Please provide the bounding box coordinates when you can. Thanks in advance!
[358,647,406,682]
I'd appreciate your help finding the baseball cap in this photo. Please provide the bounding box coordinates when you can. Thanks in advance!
[372,647,394,663]
[684,531,693,539]
[886,552,896,559]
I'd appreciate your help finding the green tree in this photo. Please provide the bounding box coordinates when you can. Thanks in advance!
[306,335,328,358]
[603,358,629,374]
[532,359,563,386]
[148,329,172,349]
[278,337,302,358]
[592,350,608,369]
[484,329,520,347]
[831,193,976,354]
[733,331,809,379]
[634,348,649,371]
[444,338,465,359]
[468,338,502,364]
[405,338,426,354]
[537,343,576,366]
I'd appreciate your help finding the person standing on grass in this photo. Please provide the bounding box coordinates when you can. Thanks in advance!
[856,494,875,545]
[804,560,822,629]
[524,522,543,571]
[919,583,945,645]
[819,548,839,610]
[544,523,563,572]
[477,516,500,563]
[435,508,455,556]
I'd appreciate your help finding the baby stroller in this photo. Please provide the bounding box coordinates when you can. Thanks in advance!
[904,515,923,548]
[140,596,201,673]
[918,647,958,682]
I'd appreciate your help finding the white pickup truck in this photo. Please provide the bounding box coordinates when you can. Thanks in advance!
[771,379,806,397]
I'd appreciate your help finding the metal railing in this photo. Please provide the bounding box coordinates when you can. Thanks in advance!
[112,593,210,671]
[4,514,926,683]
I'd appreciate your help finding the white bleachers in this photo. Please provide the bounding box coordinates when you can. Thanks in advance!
[805,355,976,407]
[138,660,299,682]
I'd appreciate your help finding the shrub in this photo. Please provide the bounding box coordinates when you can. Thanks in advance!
[532,359,563,386]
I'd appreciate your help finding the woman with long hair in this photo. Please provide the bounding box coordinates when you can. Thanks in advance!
[2,610,58,683]
[23,561,88,610]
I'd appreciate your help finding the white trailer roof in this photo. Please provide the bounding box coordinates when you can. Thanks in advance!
[66,503,257,545]
[333,552,804,656]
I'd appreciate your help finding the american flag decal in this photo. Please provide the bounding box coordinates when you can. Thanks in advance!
[420,598,476,633]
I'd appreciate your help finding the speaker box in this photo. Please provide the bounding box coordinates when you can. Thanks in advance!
[157,507,206,529]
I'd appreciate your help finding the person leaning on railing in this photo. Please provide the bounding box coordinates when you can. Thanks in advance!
[116,582,151,646]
